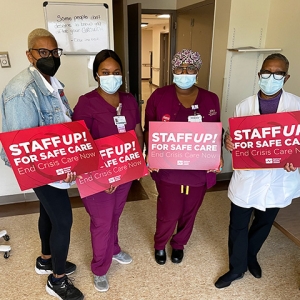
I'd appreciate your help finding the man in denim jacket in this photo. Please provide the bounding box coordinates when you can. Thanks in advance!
[0,28,84,300]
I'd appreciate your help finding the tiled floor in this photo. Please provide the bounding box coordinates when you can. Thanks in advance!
[274,200,300,247]
[2,186,300,299]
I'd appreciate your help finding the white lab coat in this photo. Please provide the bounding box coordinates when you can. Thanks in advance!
[228,90,300,211]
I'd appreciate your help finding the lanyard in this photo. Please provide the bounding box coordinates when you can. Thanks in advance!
[114,103,126,133]
[116,103,122,116]
[191,104,199,115]
[189,104,202,122]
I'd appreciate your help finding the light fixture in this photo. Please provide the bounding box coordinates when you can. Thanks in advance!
[141,23,148,28]
[157,14,170,18]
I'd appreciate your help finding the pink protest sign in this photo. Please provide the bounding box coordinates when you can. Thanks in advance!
[0,121,100,190]
[76,130,148,198]
[229,111,300,169]
[148,121,222,170]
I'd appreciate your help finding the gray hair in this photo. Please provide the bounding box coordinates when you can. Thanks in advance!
[263,53,289,72]
[28,28,56,49]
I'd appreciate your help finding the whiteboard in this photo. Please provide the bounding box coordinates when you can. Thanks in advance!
[43,1,110,54]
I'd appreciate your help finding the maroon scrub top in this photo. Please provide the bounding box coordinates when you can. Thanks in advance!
[73,89,140,140]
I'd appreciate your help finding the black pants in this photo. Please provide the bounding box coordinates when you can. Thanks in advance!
[33,185,73,275]
[228,202,280,273]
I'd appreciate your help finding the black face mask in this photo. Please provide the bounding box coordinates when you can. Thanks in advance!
[36,56,61,77]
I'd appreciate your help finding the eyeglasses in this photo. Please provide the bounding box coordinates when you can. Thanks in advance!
[174,66,198,75]
[30,48,63,58]
[260,70,286,80]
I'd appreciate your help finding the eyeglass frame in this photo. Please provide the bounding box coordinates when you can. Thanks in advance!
[29,48,63,58]
[173,65,198,75]
[259,70,287,80]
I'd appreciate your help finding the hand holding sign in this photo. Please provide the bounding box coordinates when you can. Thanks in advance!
[224,133,234,152]
[207,156,223,174]
[284,163,297,172]
[145,154,159,173]
[61,171,82,183]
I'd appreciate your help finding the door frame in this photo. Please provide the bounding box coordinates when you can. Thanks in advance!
[112,0,129,92]
[128,3,142,103]
[159,32,169,87]
[142,9,177,85]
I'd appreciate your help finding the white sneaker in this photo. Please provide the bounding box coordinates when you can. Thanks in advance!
[112,251,132,264]
[94,274,109,292]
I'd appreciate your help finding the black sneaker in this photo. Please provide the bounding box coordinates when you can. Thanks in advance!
[46,275,84,300]
[35,256,76,275]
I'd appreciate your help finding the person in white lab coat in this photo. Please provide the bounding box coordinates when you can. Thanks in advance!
[215,53,300,289]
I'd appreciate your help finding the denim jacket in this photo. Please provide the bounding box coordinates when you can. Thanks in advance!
[1,65,73,166]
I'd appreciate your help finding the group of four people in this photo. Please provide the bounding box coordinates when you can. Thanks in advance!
[1,28,299,300]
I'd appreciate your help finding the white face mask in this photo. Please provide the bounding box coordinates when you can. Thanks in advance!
[173,74,197,89]
[258,76,284,96]
[97,74,122,94]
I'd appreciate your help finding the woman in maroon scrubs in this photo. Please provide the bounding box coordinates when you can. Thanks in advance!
[144,49,223,265]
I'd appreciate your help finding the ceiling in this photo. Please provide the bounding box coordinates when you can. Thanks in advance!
[141,14,170,31]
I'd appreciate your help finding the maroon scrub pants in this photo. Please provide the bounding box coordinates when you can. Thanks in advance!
[82,181,132,276]
[154,180,207,250]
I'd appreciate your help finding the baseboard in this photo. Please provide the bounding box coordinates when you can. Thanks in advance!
[0,188,80,205]
[0,174,232,205]
[216,172,232,181]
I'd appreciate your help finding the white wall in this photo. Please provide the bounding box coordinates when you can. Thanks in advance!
[151,25,170,86]
[265,0,300,97]
[219,0,272,174]
[177,0,206,9]
[209,0,231,99]
[141,30,152,79]
[127,0,176,9]
[216,0,300,174]
[0,0,113,200]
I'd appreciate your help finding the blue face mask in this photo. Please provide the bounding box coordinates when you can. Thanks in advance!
[98,74,122,94]
[173,74,196,89]
[258,76,284,96]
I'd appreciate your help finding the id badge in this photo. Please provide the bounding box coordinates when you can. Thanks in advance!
[113,115,127,125]
[117,125,126,133]
[188,115,202,122]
